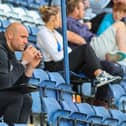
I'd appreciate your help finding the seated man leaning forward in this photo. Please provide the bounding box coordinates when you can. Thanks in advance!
[0,22,42,125]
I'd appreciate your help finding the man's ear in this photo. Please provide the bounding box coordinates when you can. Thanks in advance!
[7,31,13,40]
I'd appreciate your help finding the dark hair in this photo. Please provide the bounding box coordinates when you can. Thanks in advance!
[66,0,83,15]
[39,5,60,23]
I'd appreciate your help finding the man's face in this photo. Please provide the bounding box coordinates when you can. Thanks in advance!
[77,2,85,19]
[10,26,29,51]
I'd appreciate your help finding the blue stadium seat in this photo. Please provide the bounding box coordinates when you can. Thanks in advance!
[120,79,126,92]
[42,97,73,126]
[1,20,10,29]
[30,69,57,124]
[0,3,12,19]
[30,26,39,36]
[30,69,56,101]
[17,0,28,8]
[30,75,52,126]
[0,19,10,31]
[48,72,65,86]
[56,83,72,92]
[76,102,103,124]
[93,106,118,125]
[109,84,126,110]
[28,0,48,10]
[27,0,40,10]
[28,26,39,44]
[1,0,14,4]
[56,84,91,125]
[11,6,34,25]
[109,109,126,126]
[118,95,126,113]
[39,80,57,99]
[27,10,43,26]
[3,0,28,8]
[29,68,49,85]
[0,122,8,126]
[31,92,41,114]
[0,4,21,22]
[70,71,96,98]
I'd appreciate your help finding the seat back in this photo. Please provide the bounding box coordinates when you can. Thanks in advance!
[93,106,118,125]
[29,68,49,85]
[76,103,103,124]
[42,97,72,126]
[109,84,126,107]
[57,83,78,112]
[48,72,65,86]
[40,80,57,100]
[31,91,41,114]
[0,122,8,126]
[120,79,126,92]
[109,109,126,126]
[55,83,90,126]
[118,95,126,112]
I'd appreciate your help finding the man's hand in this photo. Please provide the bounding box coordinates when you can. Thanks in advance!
[84,22,92,30]
[22,45,42,77]
[22,45,39,64]
[29,50,42,68]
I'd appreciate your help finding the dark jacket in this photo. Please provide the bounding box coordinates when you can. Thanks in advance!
[0,32,29,89]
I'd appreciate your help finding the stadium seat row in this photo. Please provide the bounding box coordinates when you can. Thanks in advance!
[1,0,48,10]
[30,68,126,126]
[0,3,44,27]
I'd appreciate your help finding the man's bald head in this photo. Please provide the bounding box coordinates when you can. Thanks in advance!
[5,22,28,35]
[4,22,29,52]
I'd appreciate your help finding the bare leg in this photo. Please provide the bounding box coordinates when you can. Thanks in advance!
[113,21,126,52]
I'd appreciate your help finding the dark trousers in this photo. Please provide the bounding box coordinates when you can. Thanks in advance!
[45,44,101,78]
[0,91,32,125]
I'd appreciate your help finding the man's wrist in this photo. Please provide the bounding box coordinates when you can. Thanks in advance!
[21,60,28,69]
[25,65,34,77]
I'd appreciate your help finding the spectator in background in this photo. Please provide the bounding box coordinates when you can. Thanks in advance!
[37,5,120,87]
[0,22,42,125]
[97,2,126,35]
[66,0,126,62]
[49,0,89,45]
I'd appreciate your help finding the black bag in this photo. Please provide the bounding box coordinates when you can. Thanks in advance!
[100,60,124,77]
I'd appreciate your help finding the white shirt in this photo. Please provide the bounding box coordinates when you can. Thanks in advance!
[37,26,72,62]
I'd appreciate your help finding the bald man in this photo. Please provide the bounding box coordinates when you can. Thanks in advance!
[0,22,42,125]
